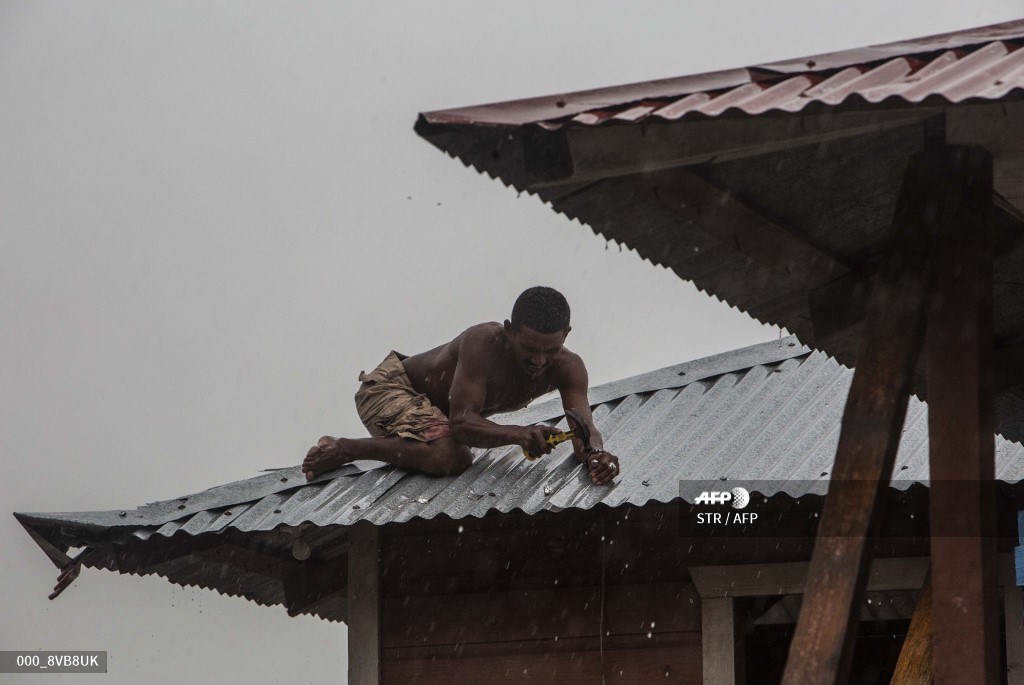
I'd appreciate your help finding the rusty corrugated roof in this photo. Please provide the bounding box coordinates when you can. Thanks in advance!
[420,19,1024,128]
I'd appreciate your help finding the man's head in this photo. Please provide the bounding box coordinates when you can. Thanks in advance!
[504,287,571,376]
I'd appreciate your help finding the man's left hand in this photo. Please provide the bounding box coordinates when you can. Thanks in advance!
[586,451,619,486]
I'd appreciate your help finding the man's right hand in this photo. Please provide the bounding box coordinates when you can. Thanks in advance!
[516,424,564,457]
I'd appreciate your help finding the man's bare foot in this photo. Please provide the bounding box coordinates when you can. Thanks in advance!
[302,436,354,480]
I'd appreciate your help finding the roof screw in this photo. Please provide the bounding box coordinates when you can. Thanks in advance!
[273,509,282,514]
[178,505,186,510]
[224,511,232,516]
[678,371,686,376]
[118,511,127,517]
[280,477,288,482]
[642,479,651,487]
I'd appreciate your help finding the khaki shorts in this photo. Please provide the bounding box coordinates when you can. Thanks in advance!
[354,351,451,442]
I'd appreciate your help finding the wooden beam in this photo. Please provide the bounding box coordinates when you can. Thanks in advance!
[348,522,380,685]
[889,575,932,685]
[1006,585,1024,685]
[530,109,935,188]
[809,195,1024,389]
[690,554,1017,598]
[781,146,938,685]
[925,145,998,685]
[647,170,849,288]
[702,596,745,685]
[690,557,930,598]
[947,101,1024,206]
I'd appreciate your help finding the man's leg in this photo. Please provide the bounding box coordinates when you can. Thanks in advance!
[303,435,473,480]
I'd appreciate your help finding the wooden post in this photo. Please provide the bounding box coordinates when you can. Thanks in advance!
[348,522,381,685]
[702,596,744,685]
[781,149,940,685]
[924,146,997,685]
[1006,586,1024,685]
[890,576,932,685]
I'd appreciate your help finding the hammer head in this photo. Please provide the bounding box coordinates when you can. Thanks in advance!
[564,409,593,450]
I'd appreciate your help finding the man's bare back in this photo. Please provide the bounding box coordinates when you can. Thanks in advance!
[301,287,620,485]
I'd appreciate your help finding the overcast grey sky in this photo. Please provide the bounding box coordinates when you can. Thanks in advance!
[3,2,1021,683]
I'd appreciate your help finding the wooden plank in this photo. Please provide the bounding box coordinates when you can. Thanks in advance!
[780,146,939,685]
[384,631,699,660]
[947,101,1024,205]
[647,169,849,288]
[925,145,998,685]
[889,576,932,685]
[1006,586,1024,685]
[349,522,381,685]
[691,554,1016,599]
[382,641,702,684]
[702,597,744,685]
[382,582,700,649]
[809,198,1024,387]
[532,109,935,188]
[690,558,930,598]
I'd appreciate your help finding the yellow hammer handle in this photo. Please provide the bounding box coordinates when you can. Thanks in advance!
[524,431,575,460]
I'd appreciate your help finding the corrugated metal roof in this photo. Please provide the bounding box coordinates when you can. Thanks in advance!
[419,20,1024,128]
[17,336,1024,546]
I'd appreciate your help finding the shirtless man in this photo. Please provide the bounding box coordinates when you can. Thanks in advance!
[301,286,620,486]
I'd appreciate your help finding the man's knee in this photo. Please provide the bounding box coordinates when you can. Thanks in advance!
[430,439,472,476]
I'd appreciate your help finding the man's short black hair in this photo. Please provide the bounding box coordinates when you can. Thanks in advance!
[510,287,570,334]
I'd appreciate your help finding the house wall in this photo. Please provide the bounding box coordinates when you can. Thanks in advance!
[378,505,704,684]
[381,582,703,684]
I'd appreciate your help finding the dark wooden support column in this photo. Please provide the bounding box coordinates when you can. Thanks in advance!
[925,146,997,684]
[1006,586,1024,685]
[890,576,932,685]
[348,522,381,685]
[780,150,940,685]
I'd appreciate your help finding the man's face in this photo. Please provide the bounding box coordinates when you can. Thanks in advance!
[504,322,569,377]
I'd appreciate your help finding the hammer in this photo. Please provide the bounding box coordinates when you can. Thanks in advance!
[524,409,593,461]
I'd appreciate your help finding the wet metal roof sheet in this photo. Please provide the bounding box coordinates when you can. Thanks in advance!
[17,336,1024,545]
[17,336,1024,618]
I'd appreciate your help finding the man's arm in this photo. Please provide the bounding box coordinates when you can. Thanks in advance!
[558,354,620,486]
[448,327,561,455]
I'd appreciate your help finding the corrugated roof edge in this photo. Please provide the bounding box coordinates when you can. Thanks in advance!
[13,336,810,531]
[417,18,1024,128]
